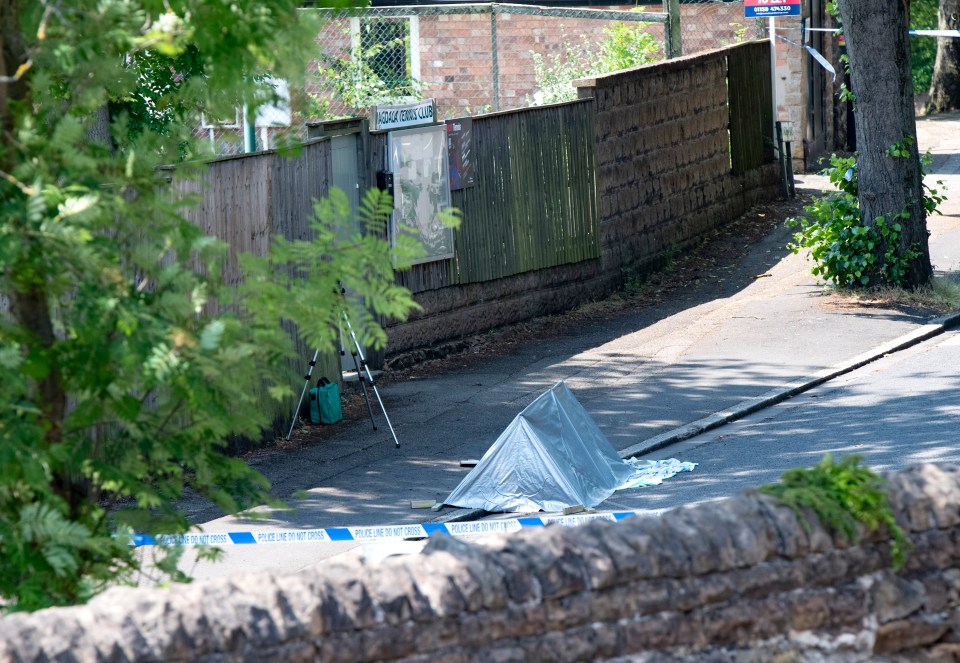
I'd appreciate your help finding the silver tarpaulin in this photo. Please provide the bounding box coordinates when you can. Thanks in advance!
[443,381,635,513]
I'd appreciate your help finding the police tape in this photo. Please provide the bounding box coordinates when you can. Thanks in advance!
[132,509,657,547]
[770,27,960,38]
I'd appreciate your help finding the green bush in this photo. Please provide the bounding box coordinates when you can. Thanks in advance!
[911,0,938,96]
[531,17,660,105]
[0,1,458,612]
[787,153,942,287]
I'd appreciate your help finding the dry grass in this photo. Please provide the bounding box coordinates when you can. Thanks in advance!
[833,276,960,315]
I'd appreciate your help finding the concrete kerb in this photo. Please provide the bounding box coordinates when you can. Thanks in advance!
[432,311,960,526]
[618,310,960,460]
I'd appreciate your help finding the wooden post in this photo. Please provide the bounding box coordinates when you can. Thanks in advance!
[770,18,778,135]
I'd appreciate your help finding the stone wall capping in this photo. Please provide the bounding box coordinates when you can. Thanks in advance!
[8,465,960,659]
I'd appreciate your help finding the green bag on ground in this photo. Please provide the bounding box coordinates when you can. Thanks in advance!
[309,378,342,425]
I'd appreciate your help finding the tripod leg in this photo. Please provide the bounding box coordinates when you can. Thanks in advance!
[343,313,400,448]
[287,348,320,441]
[341,322,377,430]
[367,379,400,449]
[351,349,378,430]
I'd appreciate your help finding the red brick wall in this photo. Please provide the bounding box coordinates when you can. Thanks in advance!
[419,14,494,115]
[201,6,765,153]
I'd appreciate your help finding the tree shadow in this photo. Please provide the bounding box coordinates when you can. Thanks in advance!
[180,203,948,531]
[600,363,960,515]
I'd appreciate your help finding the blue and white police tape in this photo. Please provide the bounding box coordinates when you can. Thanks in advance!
[132,509,659,547]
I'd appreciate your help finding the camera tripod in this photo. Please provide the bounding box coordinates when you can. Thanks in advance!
[286,311,400,448]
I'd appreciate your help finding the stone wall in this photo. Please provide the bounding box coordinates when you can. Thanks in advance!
[578,45,780,283]
[384,44,779,356]
[5,464,960,662]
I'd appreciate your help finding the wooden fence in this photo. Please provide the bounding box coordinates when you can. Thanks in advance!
[173,140,339,438]
[383,100,600,295]
[175,140,331,279]
[728,40,774,175]
[451,100,600,284]
[169,40,778,406]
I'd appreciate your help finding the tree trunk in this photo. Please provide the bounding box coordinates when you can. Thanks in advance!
[1,1,68,445]
[86,104,112,147]
[1,0,29,143]
[924,0,960,114]
[837,0,932,288]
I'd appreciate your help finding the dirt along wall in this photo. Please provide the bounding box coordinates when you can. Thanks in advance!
[4,463,960,661]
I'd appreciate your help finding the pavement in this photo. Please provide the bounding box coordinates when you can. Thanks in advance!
[169,113,960,580]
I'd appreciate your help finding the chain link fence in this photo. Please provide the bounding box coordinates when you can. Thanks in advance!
[306,4,671,122]
[201,1,763,155]
[674,0,766,55]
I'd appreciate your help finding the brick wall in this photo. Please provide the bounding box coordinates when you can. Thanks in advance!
[419,14,494,113]
[418,9,666,116]
[384,44,779,356]
[675,2,756,55]
[5,464,960,661]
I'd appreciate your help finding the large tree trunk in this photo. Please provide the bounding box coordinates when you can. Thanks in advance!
[837,0,932,288]
[2,2,89,516]
[924,0,960,114]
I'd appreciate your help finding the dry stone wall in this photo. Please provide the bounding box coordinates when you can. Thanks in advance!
[5,464,960,662]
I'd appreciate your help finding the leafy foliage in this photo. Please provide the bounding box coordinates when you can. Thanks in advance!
[760,455,909,569]
[787,152,944,287]
[0,0,450,611]
[531,18,661,105]
[110,46,205,140]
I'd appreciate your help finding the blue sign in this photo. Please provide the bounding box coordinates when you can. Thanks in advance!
[745,0,801,17]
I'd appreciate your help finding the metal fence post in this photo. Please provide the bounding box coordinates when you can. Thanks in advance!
[666,0,682,58]
[491,5,501,112]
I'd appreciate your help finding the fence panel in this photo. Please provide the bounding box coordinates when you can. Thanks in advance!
[727,40,774,175]
[452,99,600,285]
[272,140,332,240]
[173,142,341,437]
[176,154,275,287]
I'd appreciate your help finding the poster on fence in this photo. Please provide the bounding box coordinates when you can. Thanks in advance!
[387,125,455,265]
[446,118,474,190]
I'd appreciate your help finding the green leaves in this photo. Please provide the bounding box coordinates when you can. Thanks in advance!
[0,0,426,611]
[241,187,424,354]
[885,136,914,159]
[531,18,660,105]
[760,455,909,569]
[786,153,939,288]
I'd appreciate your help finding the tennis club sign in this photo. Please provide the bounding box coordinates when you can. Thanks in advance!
[744,0,800,17]
[372,99,437,131]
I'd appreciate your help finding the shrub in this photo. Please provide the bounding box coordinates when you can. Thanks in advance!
[760,454,909,569]
[787,153,943,287]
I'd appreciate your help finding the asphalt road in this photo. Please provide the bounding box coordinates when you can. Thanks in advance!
[158,326,960,581]
[599,326,960,516]
[160,114,960,581]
